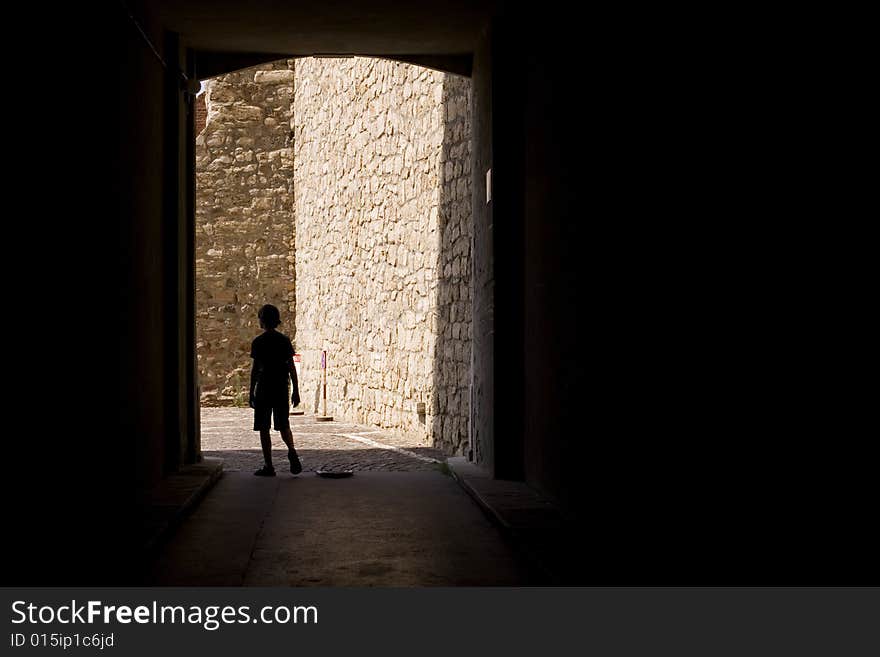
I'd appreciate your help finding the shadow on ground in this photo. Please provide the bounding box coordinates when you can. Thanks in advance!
[203,447,444,473]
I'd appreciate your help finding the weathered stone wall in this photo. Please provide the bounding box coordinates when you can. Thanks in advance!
[194,93,207,135]
[434,74,473,455]
[294,58,472,454]
[195,61,296,406]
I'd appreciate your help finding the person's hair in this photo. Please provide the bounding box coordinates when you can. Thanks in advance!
[258,304,281,329]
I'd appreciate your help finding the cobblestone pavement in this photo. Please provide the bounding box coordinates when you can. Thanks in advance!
[201,408,448,473]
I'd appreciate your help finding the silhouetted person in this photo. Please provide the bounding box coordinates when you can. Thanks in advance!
[249,304,302,476]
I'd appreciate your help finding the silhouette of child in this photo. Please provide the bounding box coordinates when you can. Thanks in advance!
[249,304,302,476]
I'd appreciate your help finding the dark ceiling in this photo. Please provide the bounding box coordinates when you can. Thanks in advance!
[152,0,496,56]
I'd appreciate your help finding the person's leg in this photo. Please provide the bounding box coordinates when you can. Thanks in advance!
[253,407,275,475]
[273,406,302,474]
[279,426,294,451]
[259,428,273,468]
[273,404,294,450]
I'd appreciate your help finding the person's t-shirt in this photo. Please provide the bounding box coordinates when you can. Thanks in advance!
[250,329,294,404]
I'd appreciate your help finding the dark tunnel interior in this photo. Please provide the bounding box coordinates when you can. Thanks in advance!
[0,1,872,587]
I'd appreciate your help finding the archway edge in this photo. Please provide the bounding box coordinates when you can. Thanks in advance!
[194,50,471,80]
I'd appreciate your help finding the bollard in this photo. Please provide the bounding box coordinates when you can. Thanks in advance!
[316,348,334,422]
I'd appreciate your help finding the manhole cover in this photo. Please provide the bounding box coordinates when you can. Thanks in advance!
[316,469,353,478]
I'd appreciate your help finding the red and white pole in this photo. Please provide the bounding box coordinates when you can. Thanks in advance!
[321,349,327,417]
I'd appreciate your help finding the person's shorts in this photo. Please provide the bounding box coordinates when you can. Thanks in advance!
[253,403,290,431]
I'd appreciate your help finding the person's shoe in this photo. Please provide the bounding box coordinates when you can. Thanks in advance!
[288,449,303,475]
[254,465,276,477]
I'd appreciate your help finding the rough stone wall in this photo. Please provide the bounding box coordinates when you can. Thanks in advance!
[195,61,296,406]
[434,74,473,455]
[194,93,207,135]
[294,58,472,453]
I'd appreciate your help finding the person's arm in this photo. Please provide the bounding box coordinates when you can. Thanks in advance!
[249,360,258,408]
[249,339,258,408]
[288,345,300,407]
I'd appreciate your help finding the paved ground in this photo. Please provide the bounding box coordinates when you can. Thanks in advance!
[146,409,537,586]
[147,471,536,586]
[201,408,447,473]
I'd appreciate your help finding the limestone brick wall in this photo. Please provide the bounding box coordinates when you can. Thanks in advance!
[294,58,472,454]
[434,74,473,454]
[194,93,207,135]
[195,61,296,406]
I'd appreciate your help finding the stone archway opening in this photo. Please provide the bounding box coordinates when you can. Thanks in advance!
[194,57,473,474]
